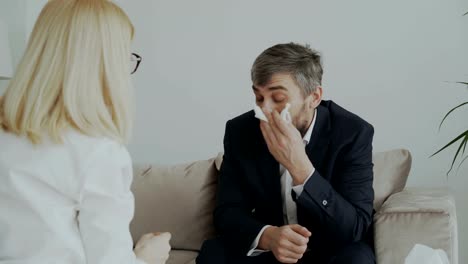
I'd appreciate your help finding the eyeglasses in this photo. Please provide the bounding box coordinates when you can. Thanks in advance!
[130,53,142,74]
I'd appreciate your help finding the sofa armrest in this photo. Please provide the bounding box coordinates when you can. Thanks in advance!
[374,187,458,264]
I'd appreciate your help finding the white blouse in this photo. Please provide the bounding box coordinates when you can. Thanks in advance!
[0,130,145,264]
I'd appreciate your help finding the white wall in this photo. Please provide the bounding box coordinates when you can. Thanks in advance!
[2,0,468,261]
[25,0,47,38]
[0,0,26,93]
[118,0,468,261]
[0,0,47,92]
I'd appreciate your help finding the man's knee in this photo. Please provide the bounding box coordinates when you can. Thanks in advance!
[196,239,228,264]
[197,239,277,264]
[329,241,375,264]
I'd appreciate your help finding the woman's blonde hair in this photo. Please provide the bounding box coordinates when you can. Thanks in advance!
[0,0,135,144]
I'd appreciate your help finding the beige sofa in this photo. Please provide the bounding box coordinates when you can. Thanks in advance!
[130,149,458,264]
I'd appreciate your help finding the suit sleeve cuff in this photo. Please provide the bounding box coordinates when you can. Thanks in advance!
[247,225,271,256]
[297,170,333,216]
[292,167,315,197]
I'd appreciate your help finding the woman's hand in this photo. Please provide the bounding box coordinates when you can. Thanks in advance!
[134,232,171,264]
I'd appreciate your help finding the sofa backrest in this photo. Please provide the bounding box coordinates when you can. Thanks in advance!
[130,149,411,251]
[130,158,218,251]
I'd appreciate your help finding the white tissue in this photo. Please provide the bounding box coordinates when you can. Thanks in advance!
[254,105,268,122]
[254,103,291,123]
[280,103,292,123]
[405,244,449,264]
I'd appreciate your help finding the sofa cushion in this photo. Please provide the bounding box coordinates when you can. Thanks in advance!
[215,149,412,211]
[372,149,412,210]
[167,250,197,264]
[130,158,217,251]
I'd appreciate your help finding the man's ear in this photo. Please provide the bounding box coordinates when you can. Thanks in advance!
[307,86,322,109]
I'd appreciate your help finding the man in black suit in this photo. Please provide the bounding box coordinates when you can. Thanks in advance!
[197,43,375,264]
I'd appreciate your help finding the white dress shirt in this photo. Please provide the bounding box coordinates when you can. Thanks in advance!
[0,130,146,264]
[248,110,317,256]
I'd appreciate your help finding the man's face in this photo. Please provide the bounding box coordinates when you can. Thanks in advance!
[253,73,320,135]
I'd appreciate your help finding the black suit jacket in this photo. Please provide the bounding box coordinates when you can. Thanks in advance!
[214,100,375,260]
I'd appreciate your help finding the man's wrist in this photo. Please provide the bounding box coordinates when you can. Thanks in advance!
[258,226,277,250]
[290,159,314,186]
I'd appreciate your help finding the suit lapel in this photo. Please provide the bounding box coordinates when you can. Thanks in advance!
[305,104,331,177]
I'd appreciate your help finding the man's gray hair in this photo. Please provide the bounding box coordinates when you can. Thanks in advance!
[251,43,323,96]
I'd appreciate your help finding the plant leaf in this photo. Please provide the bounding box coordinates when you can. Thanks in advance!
[456,82,468,86]
[446,134,467,175]
[464,136,468,154]
[456,155,468,173]
[463,137,468,154]
[438,102,468,131]
[464,11,468,16]
[431,131,467,157]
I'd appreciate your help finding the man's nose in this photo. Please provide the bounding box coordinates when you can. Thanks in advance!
[259,100,275,113]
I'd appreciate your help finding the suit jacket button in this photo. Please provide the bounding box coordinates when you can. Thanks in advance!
[322,200,328,206]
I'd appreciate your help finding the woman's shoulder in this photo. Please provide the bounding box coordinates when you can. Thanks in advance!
[0,129,131,170]
[64,130,131,166]
[64,131,134,194]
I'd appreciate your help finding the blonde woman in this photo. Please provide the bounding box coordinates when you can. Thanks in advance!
[0,1,170,263]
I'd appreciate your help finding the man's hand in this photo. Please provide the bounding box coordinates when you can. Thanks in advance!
[259,225,311,263]
[260,110,314,185]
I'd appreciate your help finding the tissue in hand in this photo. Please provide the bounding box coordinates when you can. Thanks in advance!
[254,103,292,123]
[405,244,449,264]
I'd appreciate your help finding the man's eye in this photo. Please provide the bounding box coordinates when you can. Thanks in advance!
[274,96,286,103]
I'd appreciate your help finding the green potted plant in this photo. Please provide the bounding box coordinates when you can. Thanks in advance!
[431,12,468,174]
